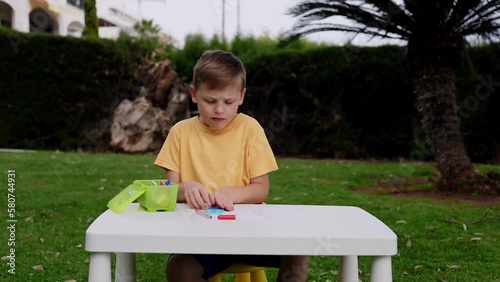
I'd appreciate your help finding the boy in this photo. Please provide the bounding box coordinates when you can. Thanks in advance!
[154,50,309,281]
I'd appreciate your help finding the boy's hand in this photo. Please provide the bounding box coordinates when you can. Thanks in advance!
[210,188,235,211]
[181,181,213,209]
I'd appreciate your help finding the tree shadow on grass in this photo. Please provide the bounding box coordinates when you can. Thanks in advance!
[356,177,500,207]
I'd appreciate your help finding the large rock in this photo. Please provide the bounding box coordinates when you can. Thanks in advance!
[110,97,165,153]
[110,60,190,153]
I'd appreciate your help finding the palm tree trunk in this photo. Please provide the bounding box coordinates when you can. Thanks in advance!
[407,37,496,194]
[412,63,477,189]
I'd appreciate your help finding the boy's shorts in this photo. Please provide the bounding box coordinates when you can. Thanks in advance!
[171,254,281,280]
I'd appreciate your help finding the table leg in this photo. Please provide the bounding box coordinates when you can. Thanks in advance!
[88,252,111,282]
[115,253,137,282]
[339,255,358,282]
[370,256,392,282]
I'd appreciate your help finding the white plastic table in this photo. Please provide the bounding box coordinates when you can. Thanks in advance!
[85,203,397,282]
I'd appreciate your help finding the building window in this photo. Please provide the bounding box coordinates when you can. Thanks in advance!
[0,1,13,28]
[67,0,84,9]
[1,19,12,28]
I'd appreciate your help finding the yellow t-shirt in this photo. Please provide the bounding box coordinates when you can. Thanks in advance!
[154,113,278,194]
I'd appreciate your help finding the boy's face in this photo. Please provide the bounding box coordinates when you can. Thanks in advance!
[191,77,245,130]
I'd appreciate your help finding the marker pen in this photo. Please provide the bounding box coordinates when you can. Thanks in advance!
[217,215,236,220]
[195,210,212,219]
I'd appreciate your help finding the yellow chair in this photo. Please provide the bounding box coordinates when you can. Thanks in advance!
[208,263,267,282]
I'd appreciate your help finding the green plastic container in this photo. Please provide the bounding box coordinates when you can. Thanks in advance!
[107,180,179,213]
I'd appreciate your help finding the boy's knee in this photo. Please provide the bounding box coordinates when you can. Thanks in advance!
[166,254,204,281]
[281,255,309,268]
[279,255,309,282]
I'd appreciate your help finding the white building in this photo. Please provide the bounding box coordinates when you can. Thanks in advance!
[97,0,140,39]
[0,0,145,38]
[0,0,85,36]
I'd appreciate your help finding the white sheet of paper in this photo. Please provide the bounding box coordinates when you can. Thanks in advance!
[234,205,305,222]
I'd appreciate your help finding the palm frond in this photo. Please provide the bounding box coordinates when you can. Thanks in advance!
[291,22,406,39]
[459,0,497,24]
[459,17,500,37]
[364,0,414,29]
[459,0,500,35]
[286,0,412,41]
[285,0,500,43]
[445,0,481,28]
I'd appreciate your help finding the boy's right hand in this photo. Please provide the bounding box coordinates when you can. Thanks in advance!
[181,181,213,209]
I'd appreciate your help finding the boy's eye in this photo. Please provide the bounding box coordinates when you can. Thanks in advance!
[225,101,234,105]
[205,100,215,104]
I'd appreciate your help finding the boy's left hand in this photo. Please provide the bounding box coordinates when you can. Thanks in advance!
[210,188,234,211]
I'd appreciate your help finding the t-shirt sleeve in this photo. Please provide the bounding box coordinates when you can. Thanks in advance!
[154,124,181,172]
[248,122,279,178]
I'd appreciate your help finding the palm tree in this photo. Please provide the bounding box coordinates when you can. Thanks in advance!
[133,20,162,39]
[129,20,164,61]
[285,0,500,194]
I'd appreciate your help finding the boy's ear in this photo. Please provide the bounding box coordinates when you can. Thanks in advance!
[239,88,246,105]
[190,85,198,103]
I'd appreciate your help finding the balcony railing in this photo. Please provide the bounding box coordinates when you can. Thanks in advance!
[67,0,84,9]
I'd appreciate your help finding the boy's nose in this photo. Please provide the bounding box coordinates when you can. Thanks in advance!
[214,103,224,114]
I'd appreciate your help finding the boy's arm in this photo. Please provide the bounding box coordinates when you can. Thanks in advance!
[235,174,270,204]
[166,170,212,209]
[211,174,270,211]
[165,170,183,201]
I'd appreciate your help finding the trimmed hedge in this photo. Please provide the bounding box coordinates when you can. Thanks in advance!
[242,46,417,159]
[455,45,500,163]
[0,29,142,151]
[0,28,498,162]
[240,44,499,162]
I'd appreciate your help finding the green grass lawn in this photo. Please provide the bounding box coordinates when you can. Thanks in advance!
[0,150,499,282]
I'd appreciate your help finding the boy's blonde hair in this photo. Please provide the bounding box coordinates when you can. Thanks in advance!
[192,50,246,91]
